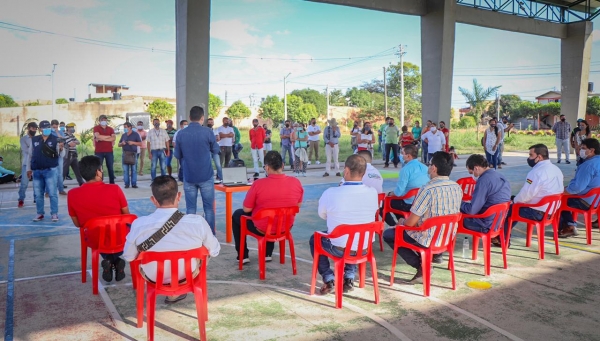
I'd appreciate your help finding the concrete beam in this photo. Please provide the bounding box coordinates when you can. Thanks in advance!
[307,0,426,16]
[561,21,593,123]
[176,0,210,124]
[455,5,567,39]
[421,0,456,126]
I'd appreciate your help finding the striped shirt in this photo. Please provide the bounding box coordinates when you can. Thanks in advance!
[408,176,462,247]
[64,133,79,152]
[146,128,170,150]
[552,121,572,140]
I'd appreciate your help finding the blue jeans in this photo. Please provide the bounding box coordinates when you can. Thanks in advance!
[462,218,489,233]
[18,164,29,201]
[309,232,357,283]
[485,149,500,169]
[95,152,115,184]
[421,141,428,162]
[166,149,174,167]
[281,144,293,166]
[33,167,58,215]
[213,153,223,180]
[560,198,590,228]
[183,179,215,234]
[150,149,166,180]
[122,154,138,186]
[45,156,64,194]
[503,205,544,239]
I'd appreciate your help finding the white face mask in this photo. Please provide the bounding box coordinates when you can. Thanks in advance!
[431,127,437,133]
[580,149,588,160]
[100,121,107,127]
[137,125,143,130]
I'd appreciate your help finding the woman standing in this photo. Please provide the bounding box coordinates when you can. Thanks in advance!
[483,118,501,169]
[357,122,376,154]
[400,125,415,147]
[291,122,309,177]
[574,120,591,165]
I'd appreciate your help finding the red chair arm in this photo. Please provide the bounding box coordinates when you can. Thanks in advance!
[562,193,590,200]
[396,224,429,233]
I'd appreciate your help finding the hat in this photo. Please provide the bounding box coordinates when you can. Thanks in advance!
[66,122,76,127]
[577,118,584,122]
[39,120,51,129]
[99,115,108,120]
[328,118,338,127]
[165,119,173,124]
[27,122,38,129]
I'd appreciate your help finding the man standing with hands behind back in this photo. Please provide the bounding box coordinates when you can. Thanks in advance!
[307,117,321,165]
[94,115,116,184]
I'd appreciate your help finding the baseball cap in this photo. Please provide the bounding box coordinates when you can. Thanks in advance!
[577,118,584,122]
[27,122,38,129]
[165,119,173,124]
[66,122,76,127]
[99,115,108,120]
[39,120,51,129]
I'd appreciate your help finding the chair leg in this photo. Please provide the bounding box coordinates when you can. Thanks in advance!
[584,213,592,245]
[310,251,319,296]
[370,257,380,304]
[136,273,144,328]
[421,252,431,297]
[334,261,344,309]
[526,224,532,247]
[130,262,137,290]
[279,240,286,264]
[499,233,508,269]
[288,236,297,275]
[239,228,246,271]
[92,250,99,295]
[80,235,87,283]
[359,263,366,289]
[537,224,545,260]
[472,235,480,260]
[258,239,266,280]
[193,286,207,341]
[552,218,560,256]
[448,249,456,290]
[482,235,491,276]
[390,247,398,287]
[378,231,384,252]
[147,287,156,341]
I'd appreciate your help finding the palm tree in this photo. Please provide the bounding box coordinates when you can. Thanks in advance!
[459,79,501,120]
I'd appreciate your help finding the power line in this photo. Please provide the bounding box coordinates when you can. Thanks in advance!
[0,74,51,78]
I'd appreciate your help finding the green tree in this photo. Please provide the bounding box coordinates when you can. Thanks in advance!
[290,88,327,116]
[26,100,40,106]
[55,98,69,104]
[0,94,19,108]
[328,89,345,106]
[459,116,477,128]
[511,101,542,120]
[209,93,223,118]
[292,103,317,124]
[540,102,561,116]
[458,79,501,119]
[226,100,251,124]
[587,96,600,115]
[345,87,372,108]
[148,99,175,121]
[284,94,304,122]
[259,95,284,123]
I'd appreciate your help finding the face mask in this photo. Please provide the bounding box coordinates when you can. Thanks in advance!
[365,126,371,131]
[561,118,566,122]
[399,154,405,165]
[490,125,496,128]
[223,123,229,127]
[207,124,213,128]
[153,123,160,128]
[42,128,52,136]
[0,161,3,166]
[137,125,143,130]
[311,121,316,125]
[388,123,393,126]
[59,126,65,132]
[123,128,129,133]
[440,125,445,129]
[527,157,537,168]
[100,121,107,127]
[297,127,302,131]
[285,124,290,128]
[431,127,437,132]
[183,125,188,129]
[28,130,36,136]
[580,149,588,160]
[253,124,258,128]
[68,128,75,134]
[580,125,585,130]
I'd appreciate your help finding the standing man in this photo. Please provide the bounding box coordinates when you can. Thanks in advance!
[439,121,450,152]
[231,121,242,160]
[552,114,572,164]
[280,120,294,170]
[384,118,401,168]
[136,121,147,176]
[94,115,116,184]
[421,120,432,163]
[63,123,84,187]
[27,120,62,222]
[207,118,223,183]
[217,117,234,167]
[18,122,37,208]
[249,118,266,178]
[307,118,321,165]
[323,118,341,177]
[165,120,177,177]
[379,117,390,161]
[146,118,170,180]
[412,121,422,158]
[172,119,188,183]
[174,106,220,234]
[118,122,142,188]
[50,119,67,195]
[263,124,272,153]
[421,122,446,165]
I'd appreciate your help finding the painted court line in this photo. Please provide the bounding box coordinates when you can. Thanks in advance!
[91,270,130,341]
[4,240,15,341]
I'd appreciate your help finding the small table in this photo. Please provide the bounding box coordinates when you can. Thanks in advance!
[214,184,251,243]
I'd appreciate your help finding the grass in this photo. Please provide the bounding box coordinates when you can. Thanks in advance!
[0,128,557,177]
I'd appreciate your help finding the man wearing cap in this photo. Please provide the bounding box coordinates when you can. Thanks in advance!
[50,119,67,195]
[63,123,84,186]
[27,120,63,222]
[165,120,177,177]
[552,114,572,164]
[18,122,38,208]
[94,115,116,184]
[147,118,170,180]
[323,118,341,177]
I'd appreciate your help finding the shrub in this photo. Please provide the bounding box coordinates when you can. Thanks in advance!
[459,116,477,128]
[535,130,545,136]
[85,97,112,102]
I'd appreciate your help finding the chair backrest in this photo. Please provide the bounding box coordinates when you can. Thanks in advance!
[477,202,511,234]
[419,213,461,252]
[82,214,137,253]
[456,177,477,201]
[375,193,385,221]
[137,246,209,291]
[583,187,600,210]
[325,222,383,262]
[534,194,562,223]
[252,206,300,238]
[398,187,420,200]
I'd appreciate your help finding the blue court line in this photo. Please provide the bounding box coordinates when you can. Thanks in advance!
[4,239,15,341]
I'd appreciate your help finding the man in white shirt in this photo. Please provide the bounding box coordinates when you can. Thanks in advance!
[217,117,234,168]
[356,150,383,193]
[500,144,564,245]
[206,118,223,183]
[307,117,321,165]
[123,175,220,304]
[310,155,379,295]
[420,122,446,165]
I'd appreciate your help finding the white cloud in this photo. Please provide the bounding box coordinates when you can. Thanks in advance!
[275,30,290,35]
[210,19,274,51]
[261,35,274,48]
[134,20,153,33]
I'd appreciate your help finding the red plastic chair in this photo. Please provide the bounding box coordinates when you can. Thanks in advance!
[80,214,137,295]
[506,194,562,259]
[456,202,511,276]
[561,188,600,245]
[239,206,300,280]
[309,221,382,309]
[456,177,477,201]
[380,188,420,251]
[390,213,461,297]
[374,193,386,251]
[134,247,209,341]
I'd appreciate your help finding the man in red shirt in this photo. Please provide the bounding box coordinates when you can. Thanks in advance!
[232,151,304,263]
[94,115,116,184]
[249,118,266,178]
[68,155,130,283]
[439,121,450,152]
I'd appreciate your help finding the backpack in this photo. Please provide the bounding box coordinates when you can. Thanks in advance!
[228,158,246,168]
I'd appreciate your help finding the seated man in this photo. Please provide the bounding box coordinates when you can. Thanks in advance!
[232,151,304,263]
[67,156,130,283]
[383,152,462,283]
[559,138,600,237]
[311,155,379,295]
[123,175,220,304]
[0,155,16,184]
[502,144,564,245]
[460,154,511,232]
[382,145,429,227]
[340,150,383,193]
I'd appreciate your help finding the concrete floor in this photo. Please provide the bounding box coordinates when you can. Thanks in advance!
[1,151,599,341]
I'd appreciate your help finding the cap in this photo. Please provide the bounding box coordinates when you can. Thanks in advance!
[39,120,51,129]
[66,122,76,127]
[165,119,173,124]
[27,122,38,129]
[577,118,584,122]
[99,115,108,120]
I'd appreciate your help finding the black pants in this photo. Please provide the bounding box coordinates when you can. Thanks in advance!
[385,143,399,166]
[383,229,426,269]
[232,209,274,259]
[220,146,232,168]
[380,199,412,226]
[0,174,15,184]
[63,152,84,186]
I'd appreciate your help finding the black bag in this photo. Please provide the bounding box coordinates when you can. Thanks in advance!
[123,151,137,165]
[228,158,245,168]
[41,141,58,158]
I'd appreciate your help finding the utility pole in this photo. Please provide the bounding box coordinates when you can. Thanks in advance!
[497,91,500,121]
[51,63,57,119]
[326,85,330,119]
[284,72,291,121]
[397,45,406,127]
[383,66,388,117]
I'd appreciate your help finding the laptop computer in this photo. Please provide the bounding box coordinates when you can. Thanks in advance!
[222,167,252,187]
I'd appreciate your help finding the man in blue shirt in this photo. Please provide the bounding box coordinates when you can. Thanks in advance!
[174,106,220,234]
[559,138,600,238]
[460,154,511,232]
[381,145,429,226]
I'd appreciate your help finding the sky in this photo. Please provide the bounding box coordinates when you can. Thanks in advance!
[1,0,600,109]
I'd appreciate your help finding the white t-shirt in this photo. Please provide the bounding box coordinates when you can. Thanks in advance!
[339,164,383,193]
[357,133,374,149]
[217,126,234,147]
[307,124,321,141]
[421,130,446,154]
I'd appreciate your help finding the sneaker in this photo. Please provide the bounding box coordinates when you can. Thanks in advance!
[237,256,250,264]
[101,259,113,282]
[302,172,306,177]
[497,165,502,169]
[33,214,44,222]
[318,280,335,295]
[557,160,561,164]
[214,178,222,184]
[432,254,444,264]
[566,160,571,164]
[592,220,599,229]
[114,258,126,281]
[343,279,354,293]
[65,175,73,180]
[307,161,312,165]
[63,185,68,188]
[265,256,273,263]
[323,172,329,177]
[383,165,389,168]
[559,226,577,238]
[295,172,299,177]
[132,185,138,188]
[501,162,507,165]
[124,185,130,189]
[404,268,423,285]
[316,161,321,165]
[51,214,58,222]
[164,293,187,304]
[253,172,259,178]
[18,200,24,208]
[335,172,341,177]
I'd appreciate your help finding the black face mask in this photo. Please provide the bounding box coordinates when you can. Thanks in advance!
[561,118,566,122]
[253,124,258,128]
[388,123,393,126]
[527,157,537,168]
[153,123,160,128]
[207,124,213,128]
[285,124,290,128]
[28,130,36,136]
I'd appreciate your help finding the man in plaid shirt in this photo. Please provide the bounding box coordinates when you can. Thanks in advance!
[552,114,572,164]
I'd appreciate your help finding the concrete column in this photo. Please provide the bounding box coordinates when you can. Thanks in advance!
[176,0,210,124]
[421,0,456,125]
[561,21,593,124]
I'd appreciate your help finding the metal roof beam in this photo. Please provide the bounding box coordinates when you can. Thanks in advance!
[306,0,427,15]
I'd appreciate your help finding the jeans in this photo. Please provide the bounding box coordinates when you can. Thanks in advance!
[95,152,115,184]
[18,164,29,201]
[462,218,489,233]
[64,152,84,186]
[498,142,505,164]
[150,149,166,180]
[220,146,232,168]
[251,148,265,174]
[485,149,500,169]
[183,179,215,234]
[556,138,570,161]
[232,209,274,259]
[281,144,294,166]
[421,141,429,163]
[33,167,58,215]
[325,144,340,173]
[384,143,399,166]
[213,153,223,180]
[122,154,138,186]
[309,232,357,283]
[503,205,544,240]
[308,140,320,161]
[47,156,64,194]
[232,143,243,159]
[383,229,425,269]
[165,149,174,167]
[559,198,590,228]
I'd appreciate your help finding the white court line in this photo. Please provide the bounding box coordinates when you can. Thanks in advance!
[92,269,130,341]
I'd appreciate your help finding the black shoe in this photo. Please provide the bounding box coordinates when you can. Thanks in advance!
[323,172,329,177]
[566,160,571,164]
[432,254,444,264]
[592,220,598,229]
[65,175,73,180]
[164,294,187,304]
[319,280,335,295]
[101,259,113,282]
[63,185,68,188]
[132,185,138,188]
[501,162,507,165]
[557,160,561,164]
[405,268,423,285]
[114,258,126,282]
[335,172,341,177]
[124,185,130,189]
[343,279,354,293]
[253,172,259,178]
